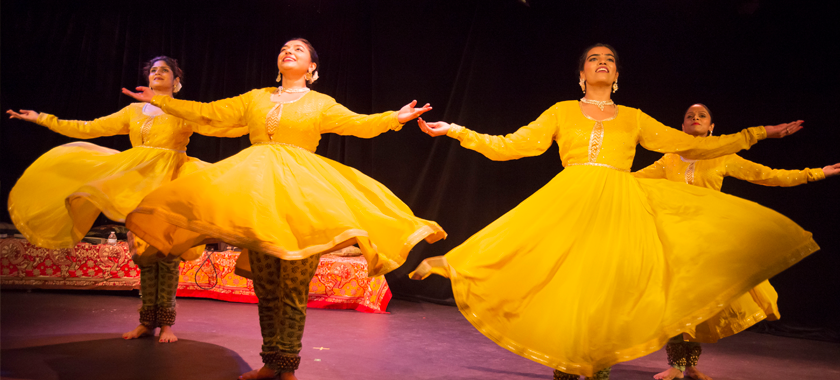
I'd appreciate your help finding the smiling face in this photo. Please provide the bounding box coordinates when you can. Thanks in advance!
[682,104,715,136]
[277,39,317,77]
[579,46,619,89]
[148,60,178,92]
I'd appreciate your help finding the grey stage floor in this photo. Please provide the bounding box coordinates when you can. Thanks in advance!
[1,290,838,380]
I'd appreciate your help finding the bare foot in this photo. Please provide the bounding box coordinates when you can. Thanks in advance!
[158,325,178,343]
[653,367,684,380]
[239,366,277,380]
[122,324,153,340]
[685,367,712,380]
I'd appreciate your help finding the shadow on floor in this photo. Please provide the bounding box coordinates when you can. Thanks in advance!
[0,336,250,380]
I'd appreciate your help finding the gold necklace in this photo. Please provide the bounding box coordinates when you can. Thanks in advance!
[277,86,310,94]
[579,97,615,111]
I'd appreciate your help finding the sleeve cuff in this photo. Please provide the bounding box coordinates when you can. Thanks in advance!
[391,112,404,132]
[808,168,826,182]
[447,123,465,139]
[35,112,52,126]
[753,126,768,140]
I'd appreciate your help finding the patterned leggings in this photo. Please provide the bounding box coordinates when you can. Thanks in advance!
[249,251,321,374]
[554,367,611,380]
[136,257,180,327]
[665,335,702,371]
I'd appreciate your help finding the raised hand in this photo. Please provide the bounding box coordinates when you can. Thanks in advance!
[121,86,156,103]
[823,163,840,178]
[418,117,450,137]
[764,120,804,139]
[6,109,40,123]
[397,100,432,124]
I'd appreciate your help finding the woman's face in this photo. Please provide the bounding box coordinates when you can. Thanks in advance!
[277,40,316,76]
[579,46,618,87]
[682,104,715,136]
[148,60,178,91]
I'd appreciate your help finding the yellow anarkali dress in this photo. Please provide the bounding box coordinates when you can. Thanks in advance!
[412,101,819,377]
[8,103,246,259]
[124,89,446,277]
[634,152,825,343]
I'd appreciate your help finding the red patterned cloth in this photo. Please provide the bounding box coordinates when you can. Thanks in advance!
[0,238,391,313]
[0,238,139,289]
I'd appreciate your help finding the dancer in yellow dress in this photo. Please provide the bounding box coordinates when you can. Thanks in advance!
[121,39,446,380]
[7,56,246,343]
[409,44,817,379]
[634,103,840,380]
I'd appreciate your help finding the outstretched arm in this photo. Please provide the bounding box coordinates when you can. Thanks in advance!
[418,105,559,161]
[638,110,803,160]
[8,107,130,139]
[725,155,830,186]
[123,86,250,128]
[319,99,431,138]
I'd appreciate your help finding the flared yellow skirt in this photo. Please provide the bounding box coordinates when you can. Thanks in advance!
[412,165,816,377]
[685,280,779,343]
[126,144,446,277]
[8,142,207,259]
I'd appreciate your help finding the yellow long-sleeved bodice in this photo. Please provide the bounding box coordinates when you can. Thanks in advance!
[446,100,767,171]
[36,103,248,151]
[150,88,403,152]
[634,153,825,190]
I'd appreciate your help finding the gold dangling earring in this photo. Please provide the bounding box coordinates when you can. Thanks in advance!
[304,71,313,83]
[579,78,586,94]
[276,72,282,82]
[612,79,618,93]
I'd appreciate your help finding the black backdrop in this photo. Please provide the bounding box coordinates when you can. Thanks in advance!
[2,0,838,338]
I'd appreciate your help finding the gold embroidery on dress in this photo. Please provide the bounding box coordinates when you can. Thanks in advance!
[265,103,284,137]
[588,121,604,162]
[685,162,696,185]
[140,117,156,145]
[578,102,617,164]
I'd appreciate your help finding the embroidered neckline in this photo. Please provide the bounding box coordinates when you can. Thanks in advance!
[141,103,166,117]
[578,101,619,122]
[270,88,311,105]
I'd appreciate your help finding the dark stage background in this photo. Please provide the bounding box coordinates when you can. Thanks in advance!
[2,0,838,339]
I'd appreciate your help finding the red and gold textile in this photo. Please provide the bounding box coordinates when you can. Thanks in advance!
[0,238,391,313]
[177,251,391,313]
